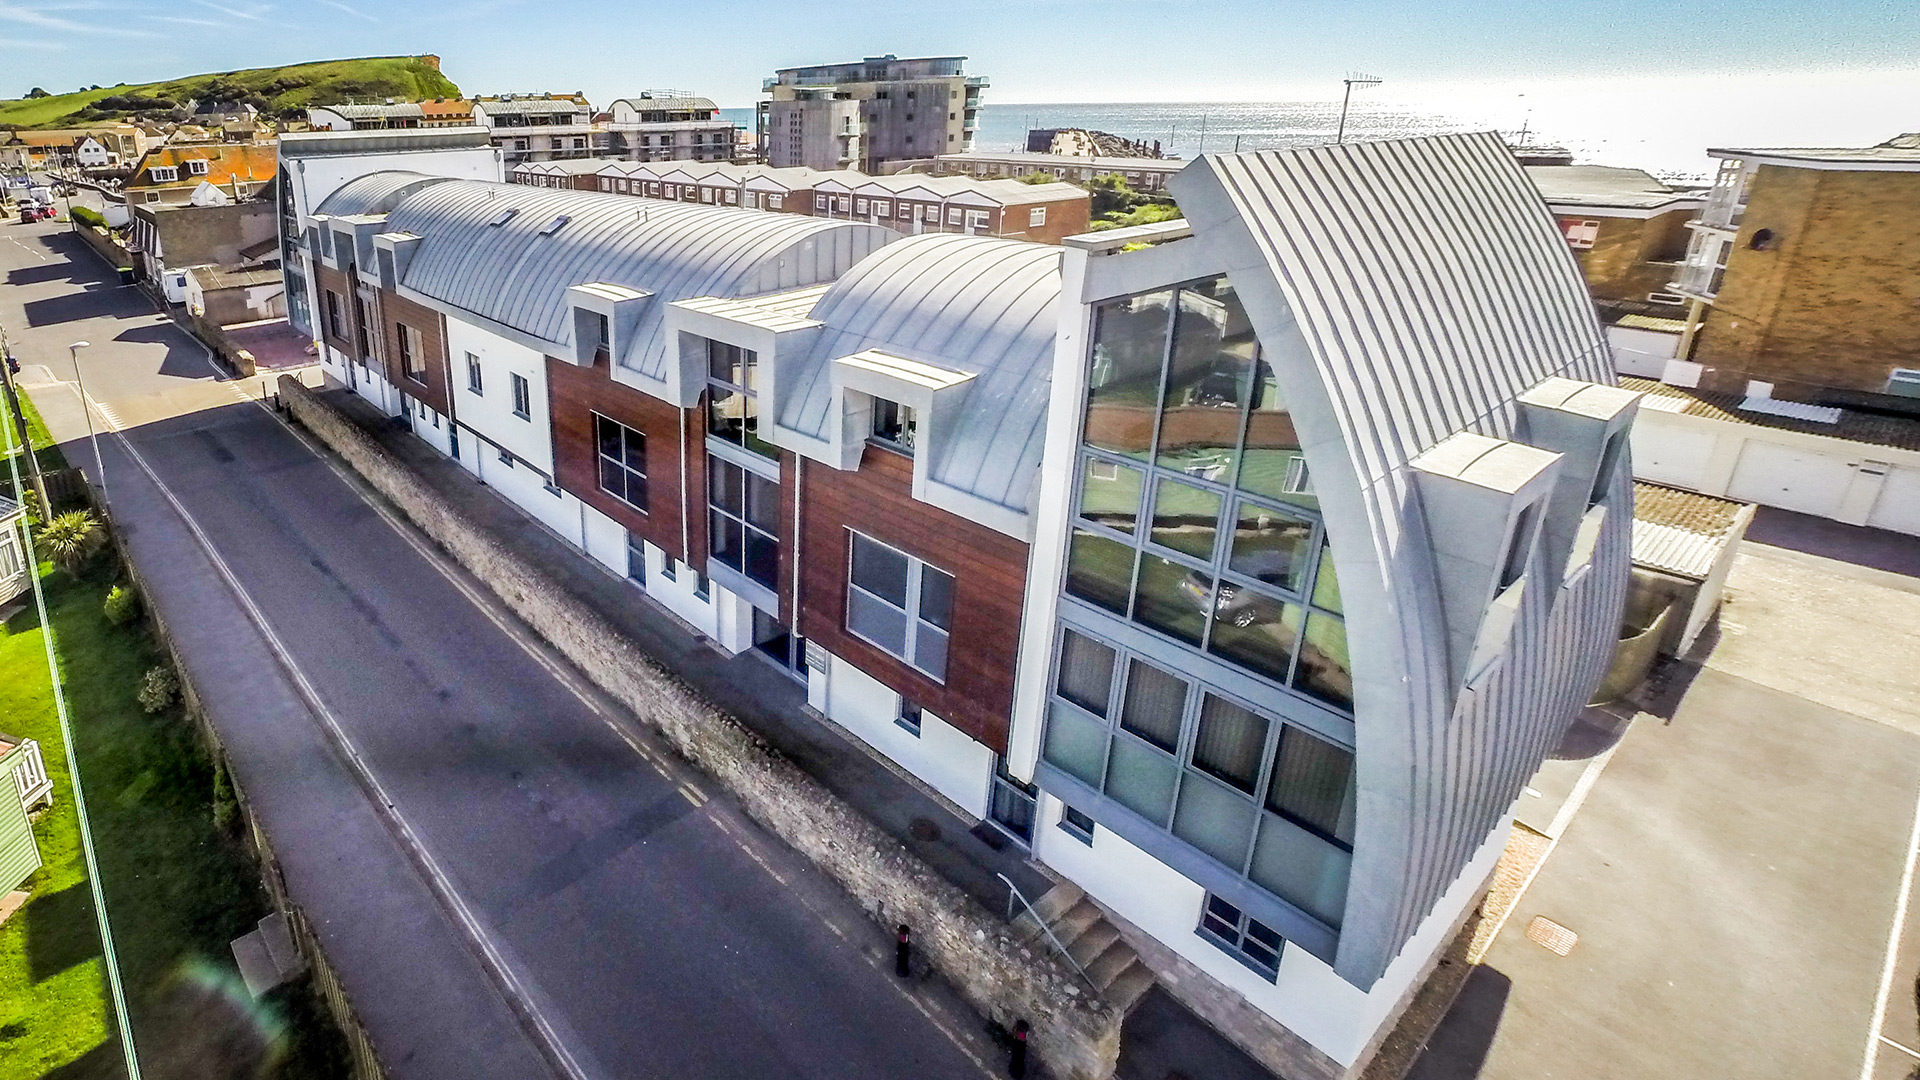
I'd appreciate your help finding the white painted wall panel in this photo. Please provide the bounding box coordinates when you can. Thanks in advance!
[821,654,994,820]
[582,506,627,576]
[1868,467,1920,537]
[443,320,556,474]
[1631,421,1718,489]
[1726,441,1853,519]
[642,543,720,639]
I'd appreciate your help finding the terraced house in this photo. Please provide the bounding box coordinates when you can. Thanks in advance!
[277,130,1634,1079]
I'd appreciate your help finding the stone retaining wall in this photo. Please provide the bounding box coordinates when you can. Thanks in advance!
[278,375,1123,1079]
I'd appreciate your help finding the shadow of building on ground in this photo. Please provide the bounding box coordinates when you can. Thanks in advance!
[1743,506,1920,579]
[26,880,102,983]
[1404,966,1513,1080]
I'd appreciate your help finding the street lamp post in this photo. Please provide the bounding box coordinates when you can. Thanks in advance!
[68,341,106,508]
[1336,73,1385,145]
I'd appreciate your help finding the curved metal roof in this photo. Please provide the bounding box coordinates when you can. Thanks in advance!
[381,179,892,380]
[783,233,1061,517]
[314,171,457,218]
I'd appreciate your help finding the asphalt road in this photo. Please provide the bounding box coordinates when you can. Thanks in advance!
[3,221,1002,1079]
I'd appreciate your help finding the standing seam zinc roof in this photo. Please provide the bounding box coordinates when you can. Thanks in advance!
[314,171,457,218]
[781,233,1061,516]
[380,178,892,381]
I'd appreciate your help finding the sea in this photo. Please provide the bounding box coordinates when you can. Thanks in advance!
[725,74,1920,186]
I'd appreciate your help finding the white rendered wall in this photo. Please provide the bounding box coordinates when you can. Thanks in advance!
[583,508,627,576]
[642,542,720,640]
[815,653,994,820]
[444,320,556,474]
[1033,791,1507,1068]
[408,400,454,458]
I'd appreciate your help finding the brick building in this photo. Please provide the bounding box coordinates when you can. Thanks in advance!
[1670,135,1920,395]
[1526,165,1702,312]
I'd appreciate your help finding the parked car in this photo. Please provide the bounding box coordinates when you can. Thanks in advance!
[16,204,48,223]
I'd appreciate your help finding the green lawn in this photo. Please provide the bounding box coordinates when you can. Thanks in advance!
[0,553,349,1080]
[8,390,69,474]
[0,55,458,128]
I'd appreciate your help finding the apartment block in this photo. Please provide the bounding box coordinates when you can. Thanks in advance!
[605,93,736,163]
[1669,135,1920,396]
[928,151,1185,193]
[471,94,601,165]
[309,99,475,131]
[762,54,985,172]
[1527,165,1702,310]
[278,131,1632,1079]
[510,158,1089,244]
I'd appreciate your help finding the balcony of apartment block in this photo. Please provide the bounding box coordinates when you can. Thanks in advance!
[966,76,990,89]
[1667,258,1723,303]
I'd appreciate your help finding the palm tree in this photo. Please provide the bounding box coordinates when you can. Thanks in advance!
[38,509,103,576]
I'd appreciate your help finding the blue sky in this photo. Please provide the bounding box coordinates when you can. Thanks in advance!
[1,0,1915,107]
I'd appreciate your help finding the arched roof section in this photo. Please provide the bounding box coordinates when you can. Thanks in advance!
[314,171,455,218]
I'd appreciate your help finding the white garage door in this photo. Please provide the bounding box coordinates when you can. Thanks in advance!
[1631,422,1718,490]
[1726,442,1854,518]
[1867,467,1920,537]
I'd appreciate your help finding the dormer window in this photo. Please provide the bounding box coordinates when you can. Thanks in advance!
[1587,429,1628,509]
[187,159,210,176]
[150,166,178,183]
[870,399,916,455]
[589,312,610,365]
[1498,500,1541,592]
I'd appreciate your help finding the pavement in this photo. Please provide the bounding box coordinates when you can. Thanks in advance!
[1409,507,1920,1080]
[4,220,1008,1080]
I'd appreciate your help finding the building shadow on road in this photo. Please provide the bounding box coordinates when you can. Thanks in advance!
[110,324,220,382]
[1404,965,1513,1080]
[1743,505,1920,579]
[6,263,85,288]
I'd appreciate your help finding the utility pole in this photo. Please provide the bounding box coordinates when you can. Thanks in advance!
[0,325,48,516]
[1336,73,1384,144]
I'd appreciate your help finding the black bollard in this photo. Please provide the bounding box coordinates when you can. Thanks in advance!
[1009,1019,1028,1078]
[895,924,911,977]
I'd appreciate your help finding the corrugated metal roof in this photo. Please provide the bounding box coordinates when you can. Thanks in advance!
[781,233,1061,516]
[323,103,427,120]
[1631,482,1751,579]
[383,179,891,380]
[610,96,719,114]
[1525,165,1702,211]
[314,171,457,217]
[278,128,494,157]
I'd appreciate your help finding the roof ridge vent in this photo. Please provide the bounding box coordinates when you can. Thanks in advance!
[538,214,571,236]
[487,207,518,227]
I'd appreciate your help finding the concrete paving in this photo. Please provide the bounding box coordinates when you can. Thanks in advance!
[4,222,1005,1079]
[1411,514,1920,1080]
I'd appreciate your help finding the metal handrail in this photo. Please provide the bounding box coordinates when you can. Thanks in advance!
[998,873,1101,993]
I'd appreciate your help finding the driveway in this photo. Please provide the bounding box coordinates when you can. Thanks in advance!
[1410,509,1920,1080]
[4,222,1003,1079]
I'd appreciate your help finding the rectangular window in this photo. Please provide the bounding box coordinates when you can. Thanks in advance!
[708,455,780,590]
[896,700,923,738]
[815,193,828,211]
[1563,219,1600,249]
[325,290,345,341]
[589,311,611,364]
[397,323,425,382]
[511,373,532,420]
[1198,894,1283,979]
[769,194,784,210]
[946,207,962,225]
[1499,501,1540,589]
[1030,206,1047,228]
[846,531,953,681]
[1060,805,1097,845]
[466,353,483,394]
[707,340,776,459]
[869,398,916,454]
[187,158,209,176]
[595,413,648,512]
[353,295,375,360]
[150,166,178,182]
[855,198,868,214]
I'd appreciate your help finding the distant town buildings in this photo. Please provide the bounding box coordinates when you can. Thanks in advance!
[510,158,1089,244]
[920,150,1185,192]
[604,93,736,163]
[470,94,601,164]
[760,54,985,172]
[124,142,278,206]
[1026,127,1163,159]
[1669,134,1920,397]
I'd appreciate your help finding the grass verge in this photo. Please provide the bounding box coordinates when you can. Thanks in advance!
[0,555,349,1080]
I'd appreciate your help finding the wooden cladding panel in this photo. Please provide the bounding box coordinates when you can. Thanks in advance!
[380,290,451,416]
[546,356,687,561]
[798,445,1029,753]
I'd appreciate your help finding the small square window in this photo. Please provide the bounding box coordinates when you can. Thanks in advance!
[895,700,923,737]
[1060,805,1096,845]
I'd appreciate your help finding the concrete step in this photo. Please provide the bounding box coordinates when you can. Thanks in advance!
[1103,958,1157,1015]
[1029,881,1085,925]
[1067,920,1120,969]
[1084,937,1138,989]
[1049,898,1104,949]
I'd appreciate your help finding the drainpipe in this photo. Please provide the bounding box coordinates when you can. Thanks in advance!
[678,405,690,564]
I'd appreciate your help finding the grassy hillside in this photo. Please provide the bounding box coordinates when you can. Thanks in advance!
[0,55,459,129]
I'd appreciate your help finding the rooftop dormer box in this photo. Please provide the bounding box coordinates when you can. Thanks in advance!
[1515,378,1642,583]
[1411,432,1564,691]
[665,293,826,412]
[371,232,423,293]
[564,283,653,368]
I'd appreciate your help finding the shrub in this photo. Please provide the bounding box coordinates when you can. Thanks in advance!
[137,664,178,714]
[37,510,103,576]
[103,584,140,626]
[70,205,106,229]
[212,761,237,832]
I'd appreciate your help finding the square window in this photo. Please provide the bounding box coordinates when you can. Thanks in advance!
[1060,805,1096,844]
[1228,502,1312,594]
[1120,659,1186,752]
[1151,477,1222,560]
[1078,456,1143,535]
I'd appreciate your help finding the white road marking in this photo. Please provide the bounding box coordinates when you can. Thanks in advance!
[1879,1034,1920,1061]
[1860,782,1920,1080]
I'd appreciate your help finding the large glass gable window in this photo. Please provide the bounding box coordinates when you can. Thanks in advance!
[1042,628,1356,929]
[1066,277,1351,714]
